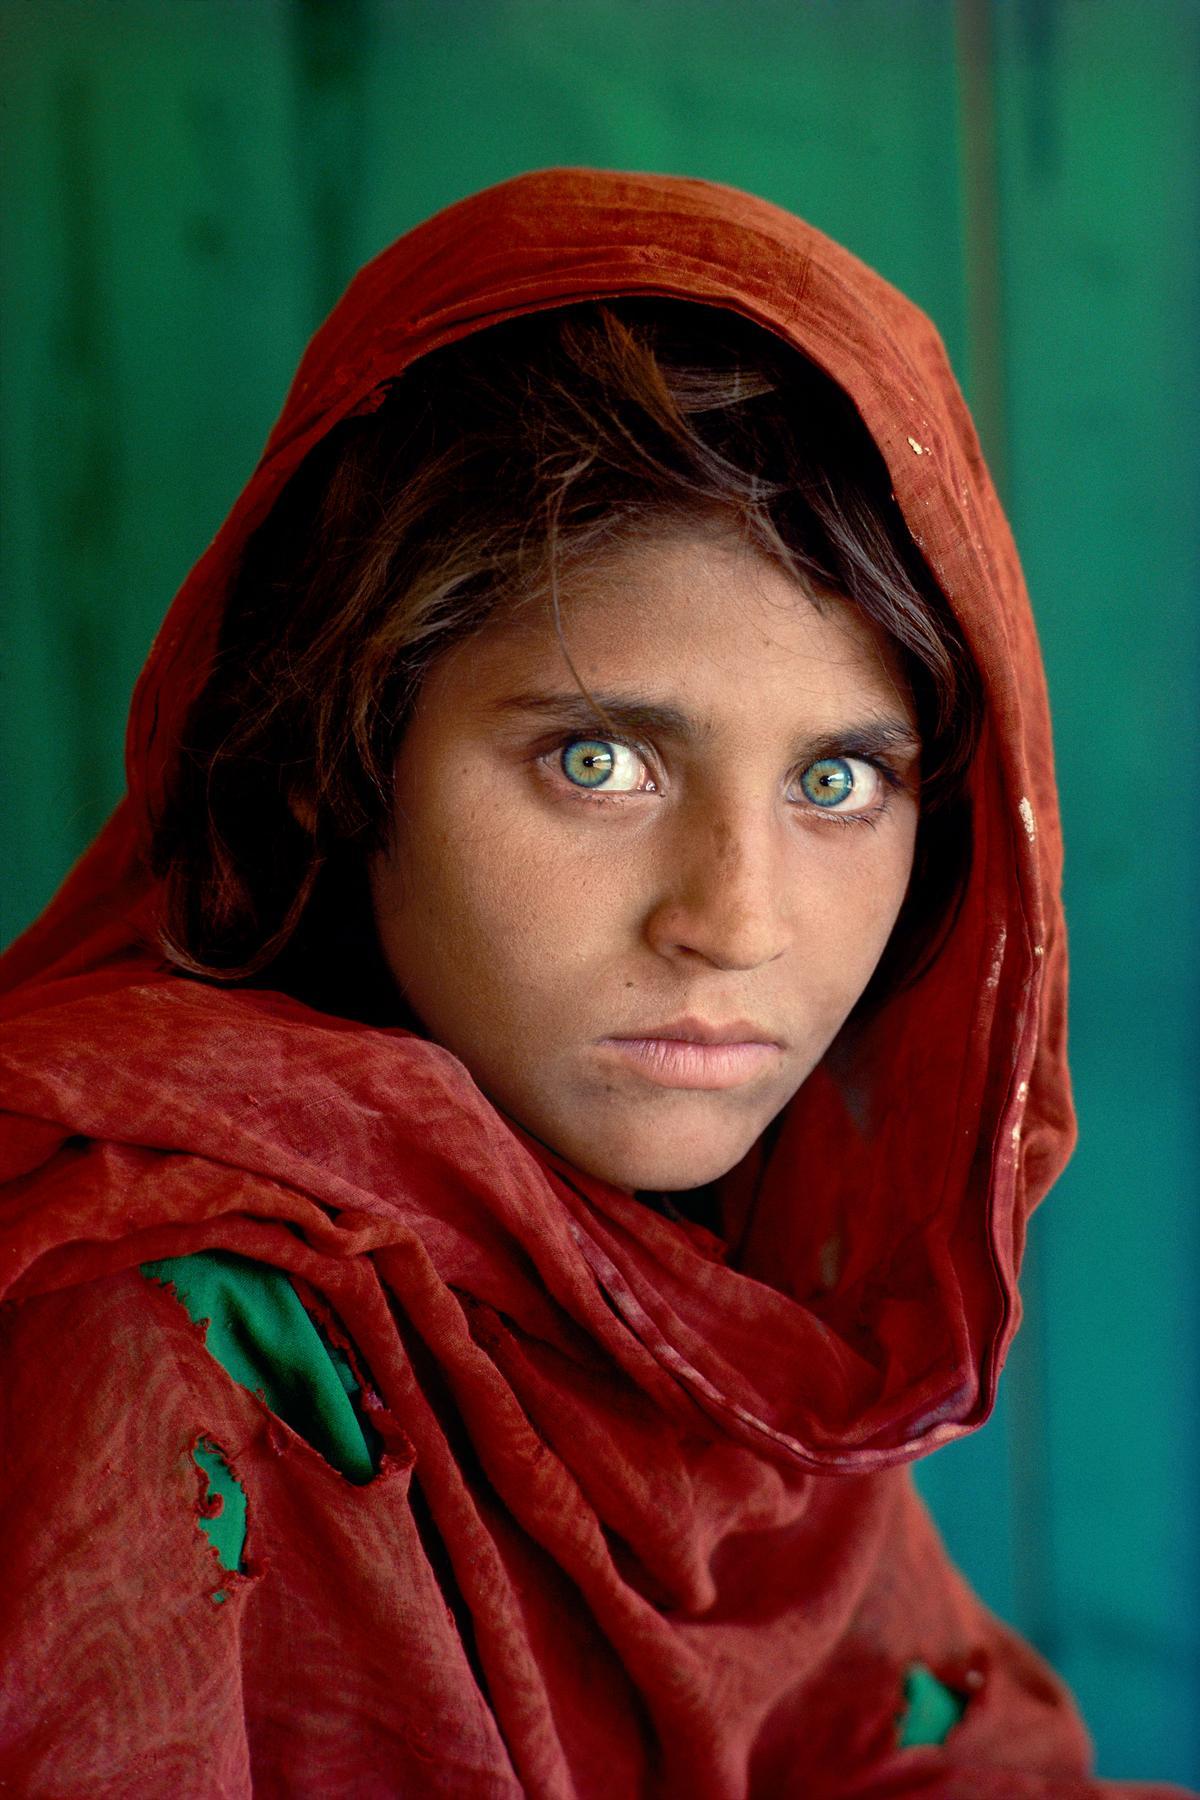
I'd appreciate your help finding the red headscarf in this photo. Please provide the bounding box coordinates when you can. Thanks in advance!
[0,169,1186,1797]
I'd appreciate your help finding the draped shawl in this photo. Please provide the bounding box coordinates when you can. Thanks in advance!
[1,168,1188,1798]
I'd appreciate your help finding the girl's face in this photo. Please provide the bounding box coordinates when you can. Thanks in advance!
[370,524,920,1193]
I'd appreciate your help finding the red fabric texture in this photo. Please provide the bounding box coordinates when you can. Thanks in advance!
[0,168,1188,1796]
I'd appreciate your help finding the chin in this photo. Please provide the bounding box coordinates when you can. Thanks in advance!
[573,1128,754,1197]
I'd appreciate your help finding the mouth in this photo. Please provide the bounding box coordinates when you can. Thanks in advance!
[596,1017,785,1091]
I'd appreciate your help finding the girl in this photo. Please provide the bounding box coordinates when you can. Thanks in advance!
[0,168,1188,1798]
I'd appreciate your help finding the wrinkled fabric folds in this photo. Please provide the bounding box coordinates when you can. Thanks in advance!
[1,168,1188,1796]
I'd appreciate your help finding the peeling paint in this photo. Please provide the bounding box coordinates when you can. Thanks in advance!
[1016,1080,1028,1102]
[906,434,929,456]
[1018,795,1037,841]
[1033,944,1045,958]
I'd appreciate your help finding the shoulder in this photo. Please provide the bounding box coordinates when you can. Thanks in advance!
[2,1260,246,1456]
[0,1267,260,1791]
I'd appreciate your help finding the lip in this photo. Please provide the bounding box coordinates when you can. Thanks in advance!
[613,1016,785,1047]
[596,1017,785,1091]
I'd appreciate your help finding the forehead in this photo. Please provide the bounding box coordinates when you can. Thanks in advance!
[437,524,916,729]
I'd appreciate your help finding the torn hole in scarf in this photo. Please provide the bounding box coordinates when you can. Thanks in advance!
[894,1660,970,1748]
[142,1251,383,1483]
[191,1436,247,1599]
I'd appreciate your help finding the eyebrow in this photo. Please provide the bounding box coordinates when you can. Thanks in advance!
[490,690,923,762]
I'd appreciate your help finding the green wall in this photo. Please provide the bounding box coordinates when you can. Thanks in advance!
[3,2,1196,1782]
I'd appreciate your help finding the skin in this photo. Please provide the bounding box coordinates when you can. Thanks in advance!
[369,521,920,1195]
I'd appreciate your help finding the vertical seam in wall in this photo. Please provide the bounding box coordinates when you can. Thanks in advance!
[955,0,1057,1659]
[954,0,1010,506]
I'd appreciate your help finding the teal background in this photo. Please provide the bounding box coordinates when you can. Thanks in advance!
[2,1,1197,1783]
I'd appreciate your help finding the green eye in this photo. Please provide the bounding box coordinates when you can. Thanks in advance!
[799,757,855,806]
[561,739,617,788]
[559,738,649,792]
[796,756,880,811]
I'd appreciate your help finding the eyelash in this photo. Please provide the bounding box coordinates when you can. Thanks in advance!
[542,734,906,829]
[798,755,907,832]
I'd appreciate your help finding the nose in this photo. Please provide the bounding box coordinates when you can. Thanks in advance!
[642,805,792,972]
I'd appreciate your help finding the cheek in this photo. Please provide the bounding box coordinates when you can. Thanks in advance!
[798,824,918,1010]
[374,779,612,1024]
[861,823,919,942]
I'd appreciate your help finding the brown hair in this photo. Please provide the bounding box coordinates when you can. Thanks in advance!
[151,300,983,1020]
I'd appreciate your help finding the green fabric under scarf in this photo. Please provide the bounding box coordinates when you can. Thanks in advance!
[896,1661,968,1748]
[191,1437,247,1582]
[140,1251,962,1748]
[140,1250,380,1487]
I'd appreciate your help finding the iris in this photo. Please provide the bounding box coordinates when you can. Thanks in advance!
[799,757,856,807]
[561,739,618,788]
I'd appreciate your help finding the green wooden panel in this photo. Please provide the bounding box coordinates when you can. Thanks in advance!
[1,0,312,937]
[355,0,967,362]
[989,0,1200,1777]
[2,1,1195,1783]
